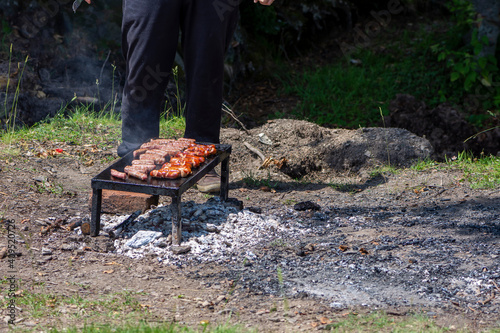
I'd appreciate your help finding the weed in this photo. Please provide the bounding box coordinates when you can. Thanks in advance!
[410,158,439,171]
[242,170,277,188]
[31,180,65,196]
[448,151,500,189]
[2,45,29,145]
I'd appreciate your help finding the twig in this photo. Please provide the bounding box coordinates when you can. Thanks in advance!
[479,292,495,305]
[109,210,142,238]
[222,103,250,134]
[243,142,266,161]
[492,280,500,292]
[99,50,111,87]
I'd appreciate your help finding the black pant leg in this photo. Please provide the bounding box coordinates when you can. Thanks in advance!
[121,0,182,144]
[181,0,239,143]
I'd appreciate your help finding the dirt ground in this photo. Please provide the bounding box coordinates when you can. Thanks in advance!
[0,121,499,332]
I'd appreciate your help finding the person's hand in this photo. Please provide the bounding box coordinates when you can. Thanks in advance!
[254,0,274,5]
[85,0,91,3]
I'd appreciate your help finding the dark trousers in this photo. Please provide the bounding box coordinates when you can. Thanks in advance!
[121,0,239,144]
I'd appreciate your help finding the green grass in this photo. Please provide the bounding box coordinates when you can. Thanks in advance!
[278,25,463,128]
[47,323,250,333]
[0,104,186,151]
[321,311,452,332]
[9,310,499,332]
[448,151,500,189]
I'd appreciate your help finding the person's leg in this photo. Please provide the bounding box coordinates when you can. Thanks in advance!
[180,0,239,192]
[119,0,182,156]
[180,0,239,144]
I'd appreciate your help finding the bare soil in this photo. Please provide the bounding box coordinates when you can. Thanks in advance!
[0,120,499,332]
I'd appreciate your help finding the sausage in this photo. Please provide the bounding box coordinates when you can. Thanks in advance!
[110,169,127,179]
[150,169,181,179]
[174,153,205,166]
[159,163,191,177]
[124,165,156,173]
[131,159,155,165]
[126,169,148,181]
[139,153,165,164]
[133,148,148,158]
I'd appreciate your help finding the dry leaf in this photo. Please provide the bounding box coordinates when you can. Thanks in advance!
[339,245,349,252]
[46,298,57,307]
[104,261,122,266]
[359,248,369,255]
[103,269,114,274]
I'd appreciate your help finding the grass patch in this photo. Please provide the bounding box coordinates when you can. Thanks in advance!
[2,104,121,147]
[322,311,452,332]
[278,24,463,128]
[409,152,500,189]
[0,103,186,156]
[447,152,500,189]
[46,323,250,333]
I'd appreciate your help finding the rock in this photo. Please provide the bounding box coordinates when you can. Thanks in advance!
[171,245,191,255]
[154,237,171,248]
[294,201,321,211]
[205,224,219,233]
[295,250,306,257]
[91,190,159,214]
[61,244,75,251]
[199,300,211,307]
[304,243,315,252]
[225,198,244,210]
[41,247,52,255]
[125,230,163,249]
[33,176,48,182]
[215,295,226,304]
[248,206,262,214]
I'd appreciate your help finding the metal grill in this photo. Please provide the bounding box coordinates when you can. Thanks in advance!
[90,144,231,245]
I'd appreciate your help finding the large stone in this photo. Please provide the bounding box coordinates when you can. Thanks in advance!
[90,190,158,214]
[125,230,163,249]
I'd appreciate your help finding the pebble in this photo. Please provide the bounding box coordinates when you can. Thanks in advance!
[41,247,52,255]
[171,245,191,255]
[215,295,226,304]
[125,230,163,249]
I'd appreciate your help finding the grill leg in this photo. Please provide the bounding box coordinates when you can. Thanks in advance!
[90,188,102,237]
[171,195,182,245]
[220,156,229,201]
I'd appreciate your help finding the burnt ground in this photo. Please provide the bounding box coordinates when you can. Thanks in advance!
[0,120,499,332]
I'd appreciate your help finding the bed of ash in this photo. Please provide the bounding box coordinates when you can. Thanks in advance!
[93,196,499,315]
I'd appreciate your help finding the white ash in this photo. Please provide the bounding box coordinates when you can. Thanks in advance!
[102,198,306,264]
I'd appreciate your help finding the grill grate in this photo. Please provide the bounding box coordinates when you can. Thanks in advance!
[90,144,231,245]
